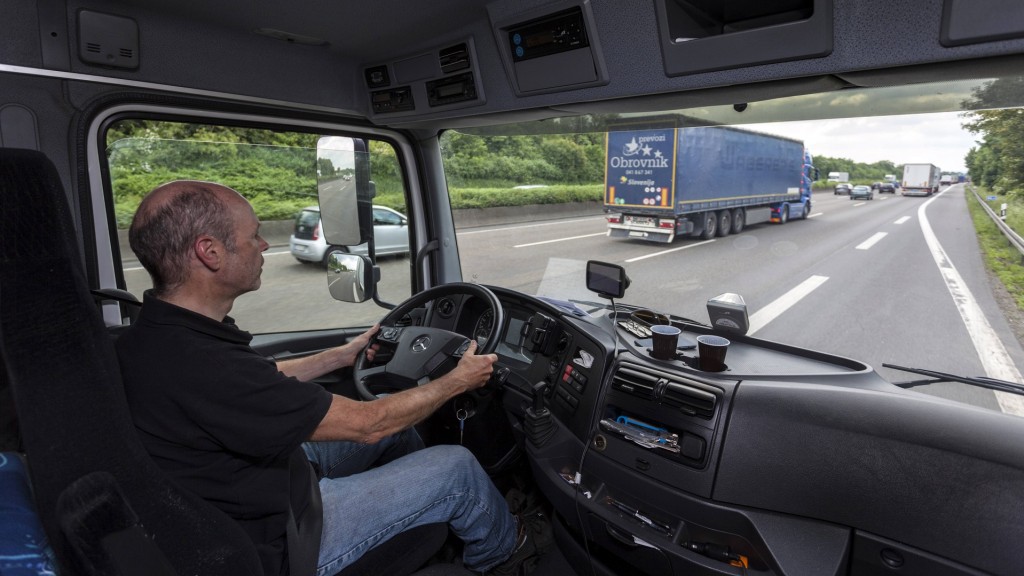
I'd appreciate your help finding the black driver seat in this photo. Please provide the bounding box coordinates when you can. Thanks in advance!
[0,148,456,576]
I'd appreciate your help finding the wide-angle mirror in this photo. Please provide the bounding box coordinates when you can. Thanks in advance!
[327,252,374,303]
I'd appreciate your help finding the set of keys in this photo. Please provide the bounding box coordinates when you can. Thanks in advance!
[456,408,468,445]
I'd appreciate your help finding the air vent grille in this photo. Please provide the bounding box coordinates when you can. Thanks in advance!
[611,365,658,399]
[612,361,718,419]
[662,381,716,419]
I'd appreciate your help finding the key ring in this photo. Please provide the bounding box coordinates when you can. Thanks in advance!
[456,408,468,421]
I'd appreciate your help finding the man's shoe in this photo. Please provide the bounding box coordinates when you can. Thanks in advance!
[486,513,547,576]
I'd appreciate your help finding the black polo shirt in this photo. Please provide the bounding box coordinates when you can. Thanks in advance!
[116,292,333,575]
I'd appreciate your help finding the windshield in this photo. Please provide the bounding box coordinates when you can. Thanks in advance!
[445,77,1024,418]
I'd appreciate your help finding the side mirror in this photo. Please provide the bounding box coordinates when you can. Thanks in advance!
[316,136,374,246]
[327,252,376,303]
[586,260,630,299]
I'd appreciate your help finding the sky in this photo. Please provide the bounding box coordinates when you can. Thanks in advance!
[740,112,976,174]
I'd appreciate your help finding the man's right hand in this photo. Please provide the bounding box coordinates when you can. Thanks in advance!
[445,341,498,393]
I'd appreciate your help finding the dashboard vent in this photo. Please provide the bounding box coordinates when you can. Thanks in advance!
[662,381,716,419]
[611,361,718,419]
[611,365,658,399]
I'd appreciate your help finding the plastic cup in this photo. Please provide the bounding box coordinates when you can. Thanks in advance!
[696,335,730,371]
[650,324,681,360]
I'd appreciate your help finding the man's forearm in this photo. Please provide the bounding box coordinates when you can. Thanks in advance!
[309,372,467,443]
[277,347,344,381]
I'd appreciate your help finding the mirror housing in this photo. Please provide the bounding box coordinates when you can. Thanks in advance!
[327,252,376,303]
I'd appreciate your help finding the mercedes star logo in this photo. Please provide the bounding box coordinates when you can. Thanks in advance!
[411,335,431,353]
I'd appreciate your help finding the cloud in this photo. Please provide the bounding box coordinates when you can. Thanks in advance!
[735,112,975,172]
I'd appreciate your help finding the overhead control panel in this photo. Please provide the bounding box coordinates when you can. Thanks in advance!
[491,0,608,95]
[363,38,485,118]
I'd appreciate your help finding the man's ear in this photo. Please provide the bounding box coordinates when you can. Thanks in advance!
[194,235,223,271]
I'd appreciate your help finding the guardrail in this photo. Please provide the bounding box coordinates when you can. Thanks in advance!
[969,185,1024,263]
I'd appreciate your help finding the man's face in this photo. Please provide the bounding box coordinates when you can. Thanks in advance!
[222,197,269,296]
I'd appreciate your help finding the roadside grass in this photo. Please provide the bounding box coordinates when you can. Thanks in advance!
[967,188,1024,310]
[371,183,603,213]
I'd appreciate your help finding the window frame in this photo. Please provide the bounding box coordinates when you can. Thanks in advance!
[86,102,425,329]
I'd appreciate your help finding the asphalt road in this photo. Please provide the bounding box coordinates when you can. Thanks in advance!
[122,185,1024,415]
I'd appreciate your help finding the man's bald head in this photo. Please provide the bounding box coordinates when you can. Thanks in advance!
[130,180,244,296]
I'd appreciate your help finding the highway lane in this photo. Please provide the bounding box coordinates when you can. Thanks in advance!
[120,187,1024,414]
[458,187,1024,414]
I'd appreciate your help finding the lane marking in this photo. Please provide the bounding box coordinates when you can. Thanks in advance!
[853,202,867,206]
[747,275,830,335]
[856,232,888,251]
[624,239,716,263]
[895,216,911,225]
[809,212,823,218]
[919,188,1024,416]
[457,216,605,235]
[514,232,605,248]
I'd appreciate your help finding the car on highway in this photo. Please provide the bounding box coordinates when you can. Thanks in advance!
[289,205,409,264]
[833,183,852,195]
[878,182,896,194]
[849,185,875,200]
[4,3,1024,576]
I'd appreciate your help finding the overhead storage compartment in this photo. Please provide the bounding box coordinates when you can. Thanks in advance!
[654,0,833,76]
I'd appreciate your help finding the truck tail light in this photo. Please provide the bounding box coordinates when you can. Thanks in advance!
[658,219,674,229]
[607,214,621,224]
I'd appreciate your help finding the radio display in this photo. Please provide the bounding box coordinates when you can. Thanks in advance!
[507,7,589,62]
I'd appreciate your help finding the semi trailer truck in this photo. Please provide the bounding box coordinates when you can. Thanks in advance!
[604,127,815,242]
[901,163,942,196]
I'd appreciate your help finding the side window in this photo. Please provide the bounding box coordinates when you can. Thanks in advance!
[105,120,411,333]
[373,208,402,226]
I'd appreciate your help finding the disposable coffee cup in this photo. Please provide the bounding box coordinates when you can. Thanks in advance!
[696,335,730,372]
[650,324,681,360]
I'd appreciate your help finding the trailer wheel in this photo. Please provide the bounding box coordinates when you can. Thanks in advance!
[700,212,717,239]
[731,208,745,234]
[716,210,731,237]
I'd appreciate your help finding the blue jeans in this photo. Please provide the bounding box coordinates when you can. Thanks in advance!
[302,430,517,575]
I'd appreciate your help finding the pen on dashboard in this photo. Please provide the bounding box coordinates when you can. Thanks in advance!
[606,498,673,534]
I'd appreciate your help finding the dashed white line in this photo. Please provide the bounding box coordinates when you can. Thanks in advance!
[918,189,1024,416]
[856,232,888,250]
[747,275,830,335]
[895,216,911,224]
[809,212,823,218]
[624,239,716,263]
[514,232,606,248]
[457,216,605,235]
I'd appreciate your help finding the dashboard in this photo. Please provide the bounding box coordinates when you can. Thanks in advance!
[420,285,1024,576]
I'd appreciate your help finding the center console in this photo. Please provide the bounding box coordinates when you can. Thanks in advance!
[524,315,868,575]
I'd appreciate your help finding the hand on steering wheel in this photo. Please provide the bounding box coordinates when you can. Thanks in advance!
[353,283,504,400]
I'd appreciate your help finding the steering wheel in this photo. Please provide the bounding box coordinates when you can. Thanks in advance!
[354,283,504,400]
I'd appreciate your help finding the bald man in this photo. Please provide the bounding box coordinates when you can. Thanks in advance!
[116,181,542,576]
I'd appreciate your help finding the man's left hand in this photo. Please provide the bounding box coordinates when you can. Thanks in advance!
[337,323,380,367]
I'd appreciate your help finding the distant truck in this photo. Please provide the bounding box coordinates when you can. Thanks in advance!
[884,174,896,182]
[940,174,954,185]
[604,127,815,242]
[901,163,942,196]
[827,171,849,183]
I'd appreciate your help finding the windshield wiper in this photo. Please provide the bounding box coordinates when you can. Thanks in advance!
[883,363,1024,397]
